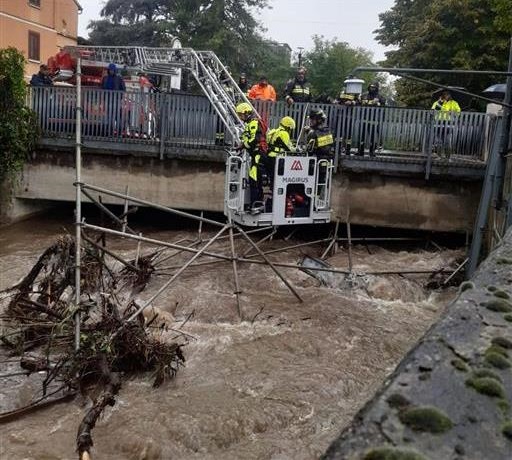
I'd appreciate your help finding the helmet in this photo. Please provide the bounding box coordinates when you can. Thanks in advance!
[235,102,253,115]
[309,108,326,121]
[280,116,296,130]
[368,81,379,91]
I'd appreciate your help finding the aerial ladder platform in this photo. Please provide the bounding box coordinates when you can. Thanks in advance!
[65,45,333,227]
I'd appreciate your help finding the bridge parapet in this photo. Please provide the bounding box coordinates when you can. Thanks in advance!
[29,87,498,167]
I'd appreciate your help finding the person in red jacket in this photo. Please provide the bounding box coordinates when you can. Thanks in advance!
[248,76,277,102]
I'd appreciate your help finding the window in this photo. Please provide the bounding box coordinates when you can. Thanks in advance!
[28,31,40,61]
[29,0,41,7]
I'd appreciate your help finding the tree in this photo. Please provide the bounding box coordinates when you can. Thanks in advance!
[88,0,270,73]
[302,36,376,100]
[375,0,512,107]
[0,48,38,180]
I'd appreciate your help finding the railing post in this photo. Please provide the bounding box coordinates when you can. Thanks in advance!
[424,111,435,180]
[159,93,167,160]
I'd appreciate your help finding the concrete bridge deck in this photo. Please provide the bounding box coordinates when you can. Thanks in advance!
[14,140,484,233]
[7,88,497,232]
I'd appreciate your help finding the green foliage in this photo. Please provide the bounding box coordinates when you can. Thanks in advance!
[494,290,511,300]
[87,0,276,81]
[398,406,453,433]
[0,48,39,180]
[466,376,506,398]
[459,281,474,293]
[303,36,376,100]
[491,337,512,349]
[483,299,512,313]
[497,257,512,265]
[504,314,512,323]
[485,352,512,369]
[375,0,512,107]
[386,393,411,409]
[503,420,512,441]
[471,369,502,382]
[451,359,469,372]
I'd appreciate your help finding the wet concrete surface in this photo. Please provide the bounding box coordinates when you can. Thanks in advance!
[322,228,512,460]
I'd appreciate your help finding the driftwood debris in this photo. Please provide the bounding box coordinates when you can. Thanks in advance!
[0,234,185,459]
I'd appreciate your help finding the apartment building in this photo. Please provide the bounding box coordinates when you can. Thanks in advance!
[0,0,82,77]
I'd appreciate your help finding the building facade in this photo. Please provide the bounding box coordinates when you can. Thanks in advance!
[0,0,81,78]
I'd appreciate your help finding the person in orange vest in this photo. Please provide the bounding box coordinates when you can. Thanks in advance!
[248,76,277,102]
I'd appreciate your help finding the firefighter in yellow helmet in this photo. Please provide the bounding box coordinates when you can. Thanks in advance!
[235,102,267,213]
[264,116,296,185]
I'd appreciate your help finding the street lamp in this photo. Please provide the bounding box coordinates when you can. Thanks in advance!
[297,47,304,68]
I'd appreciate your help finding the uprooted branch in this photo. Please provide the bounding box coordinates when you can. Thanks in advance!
[0,234,186,459]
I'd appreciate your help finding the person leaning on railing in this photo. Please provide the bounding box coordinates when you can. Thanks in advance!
[284,67,312,106]
[358,82,386,157]
[431,89,461,157]
[101,63,126,137]
[248,76,277,102]
[30,64,54,87]
[335,87,361,154]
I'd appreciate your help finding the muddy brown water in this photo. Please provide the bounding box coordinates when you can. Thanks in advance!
[0,214,460,459]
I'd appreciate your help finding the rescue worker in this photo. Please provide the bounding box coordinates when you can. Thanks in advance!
[431,89,461,157]
[336,85,361,154]
[432,89,461,116]
[235,102,267,213]
[248,76,277,102]
[30,64,53,87]
[264,116,296,185]
[284,67,312,105]
[358,81,386,157]
[238,73,250,95]
[306,108,334,204]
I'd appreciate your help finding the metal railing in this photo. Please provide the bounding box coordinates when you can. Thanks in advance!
[29,86,498,164]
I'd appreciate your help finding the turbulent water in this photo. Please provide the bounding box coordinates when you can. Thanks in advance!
[0,213,460,460]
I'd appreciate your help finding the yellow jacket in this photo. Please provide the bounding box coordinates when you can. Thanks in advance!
[432,99,461,120]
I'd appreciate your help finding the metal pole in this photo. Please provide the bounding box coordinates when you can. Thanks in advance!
[120,224,229,327]
[354,66,512,77]
[346,210,353,273]
[74,56,82,351]
[122,185,129,233]
[494,38,512,211]
[79,182,225,228]
[81,188,137,234]
[227,221,242,319]
[467,38,512,276]
[81,222,232,261]
[353,66,512,109]
[235,224,303,303]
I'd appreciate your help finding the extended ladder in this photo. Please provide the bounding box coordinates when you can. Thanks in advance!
[65,46,258,141]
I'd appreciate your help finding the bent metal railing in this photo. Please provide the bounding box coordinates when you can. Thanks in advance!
[29,86,497,166]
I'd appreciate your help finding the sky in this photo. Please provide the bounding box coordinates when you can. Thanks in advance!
[77,0,395,62]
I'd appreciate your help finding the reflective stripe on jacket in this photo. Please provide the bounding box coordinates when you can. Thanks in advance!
[432,99,461,120]
[284,79,312,102]
[267,127,292,157]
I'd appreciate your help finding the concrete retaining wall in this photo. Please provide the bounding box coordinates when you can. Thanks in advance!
[322,228,512,460]
[10,150,482,233]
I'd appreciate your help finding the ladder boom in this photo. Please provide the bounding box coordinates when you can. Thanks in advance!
[65,45,258,141]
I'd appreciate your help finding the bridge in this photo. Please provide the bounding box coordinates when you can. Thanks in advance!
[9,86,501,232]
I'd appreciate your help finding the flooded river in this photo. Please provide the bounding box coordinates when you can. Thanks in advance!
[0,211,461,459]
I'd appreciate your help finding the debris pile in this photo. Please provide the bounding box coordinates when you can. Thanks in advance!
[0,235,185,459]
